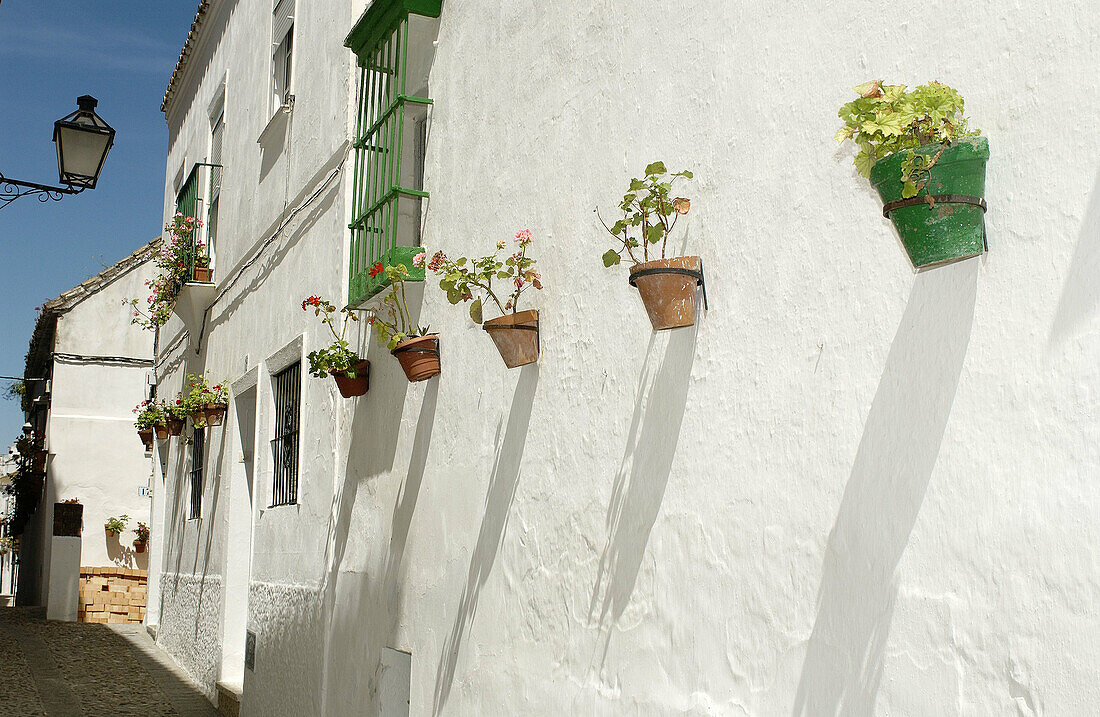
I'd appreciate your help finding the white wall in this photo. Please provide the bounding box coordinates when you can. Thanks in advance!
[155,0,1100,714]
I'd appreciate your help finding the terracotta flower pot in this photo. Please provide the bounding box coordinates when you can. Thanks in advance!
[331,360,370,398]
[483,310,540,368]
[200,402,227,426]
[154,422,170,440]
[133,540,147,554]
[628,256,704,330]
[137,428,154,451]
[166,417,185,436]
[105,528,119,539]
[193,266,212,282]
[392,335,441,382]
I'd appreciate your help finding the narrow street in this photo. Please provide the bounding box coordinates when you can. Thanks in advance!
[0,607,217,717]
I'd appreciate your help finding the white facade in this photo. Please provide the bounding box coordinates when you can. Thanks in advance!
[153,1,1100,714]
[17,244,157,607]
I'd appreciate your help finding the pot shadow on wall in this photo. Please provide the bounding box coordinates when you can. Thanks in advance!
[1049,166,1100,348]
[433,364,540,716]
[317,335,435,713]
[793,259,979,716]
[587,324,698,669]
[105,532,148,571]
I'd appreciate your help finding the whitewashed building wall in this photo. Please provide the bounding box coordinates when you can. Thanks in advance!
[154,1,1100,714]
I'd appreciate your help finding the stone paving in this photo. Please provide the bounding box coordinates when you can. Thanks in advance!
[0,606,218,716]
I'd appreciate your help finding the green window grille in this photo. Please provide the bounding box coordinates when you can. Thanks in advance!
[345,0,441,306]
[176,164,201,220]
[174,163,219,282]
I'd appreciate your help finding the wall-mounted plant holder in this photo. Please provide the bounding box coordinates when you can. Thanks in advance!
[137,428,154,451]
[166,416,185,436]
[392,334,441,382]
[331,360,370,397]
[195,403,227,426]
[483,310,539,368]
[628,256,708,331]
[870,138,989,270]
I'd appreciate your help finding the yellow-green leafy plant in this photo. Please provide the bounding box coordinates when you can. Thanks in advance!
[835,81,981,197]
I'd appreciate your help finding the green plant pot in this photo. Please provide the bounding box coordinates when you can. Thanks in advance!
[870,136,989,270]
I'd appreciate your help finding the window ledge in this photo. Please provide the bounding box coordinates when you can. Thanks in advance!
[257,104,292,146]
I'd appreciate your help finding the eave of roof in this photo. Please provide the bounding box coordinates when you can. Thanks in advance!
[161,1,213,117]
[42,238,160,315]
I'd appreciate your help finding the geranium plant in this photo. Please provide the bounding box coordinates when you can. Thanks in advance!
[428,230,543,323]
[125,213,203,329]
[365,259,433,351]
[302,295,364,377]
[182,374,229,428]
[133,521,149,552]
[835,81,981,198]
[598,161,692,268]
[133,399,167,430]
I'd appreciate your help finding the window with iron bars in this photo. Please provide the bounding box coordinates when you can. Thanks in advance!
[190,428,204,519]
[345,0,440,306]
[271,361,301,507]
[175,162,220,283]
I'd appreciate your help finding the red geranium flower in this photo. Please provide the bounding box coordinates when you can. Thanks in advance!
[369,262,384,278]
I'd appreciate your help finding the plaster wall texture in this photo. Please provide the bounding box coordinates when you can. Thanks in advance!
[153,0,1100,715]
[157,572,223,701]
[44,258,156,570]
[17,257,156,608]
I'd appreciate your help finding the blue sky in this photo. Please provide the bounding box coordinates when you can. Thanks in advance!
[0,2,199,442]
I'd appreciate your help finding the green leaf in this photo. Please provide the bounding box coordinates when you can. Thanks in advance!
[902,180,918,198]
[496,271,510,279]
[602,249,621,267]
[469,297,483,324]
[628,179,645,191]
[646,225,665,244]
[853,151,873,178]
[611,219,626,234]
[644,161,666,176]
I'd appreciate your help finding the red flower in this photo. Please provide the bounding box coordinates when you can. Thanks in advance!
[369,262,384,278]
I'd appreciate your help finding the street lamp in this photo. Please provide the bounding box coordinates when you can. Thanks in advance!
[0,95,115,210]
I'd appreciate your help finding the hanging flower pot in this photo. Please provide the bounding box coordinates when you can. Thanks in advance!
[628,256,705,331]
[192,266,212,283]
[200,403,227,426]
[427,230,545,369]
[166,416,185,436]
[133,522,149,553]
[600,162,703,331]
[837,81,988,270]
[392,335,441,382]
[137,428,154,451]
[483,310,540,368]
[181,375,229,427]
[331,361,371,398]
[154,422,170,440]
[870,137,989,269]
[301,295,370,398]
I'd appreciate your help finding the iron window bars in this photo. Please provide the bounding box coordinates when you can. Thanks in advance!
[190,428,204,519]
[345,0,441,306]
[271,361,301,507]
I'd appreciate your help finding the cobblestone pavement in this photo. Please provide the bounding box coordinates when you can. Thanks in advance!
[0,606,218,716]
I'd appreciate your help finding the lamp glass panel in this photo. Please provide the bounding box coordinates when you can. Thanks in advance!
[57,125,110,186]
